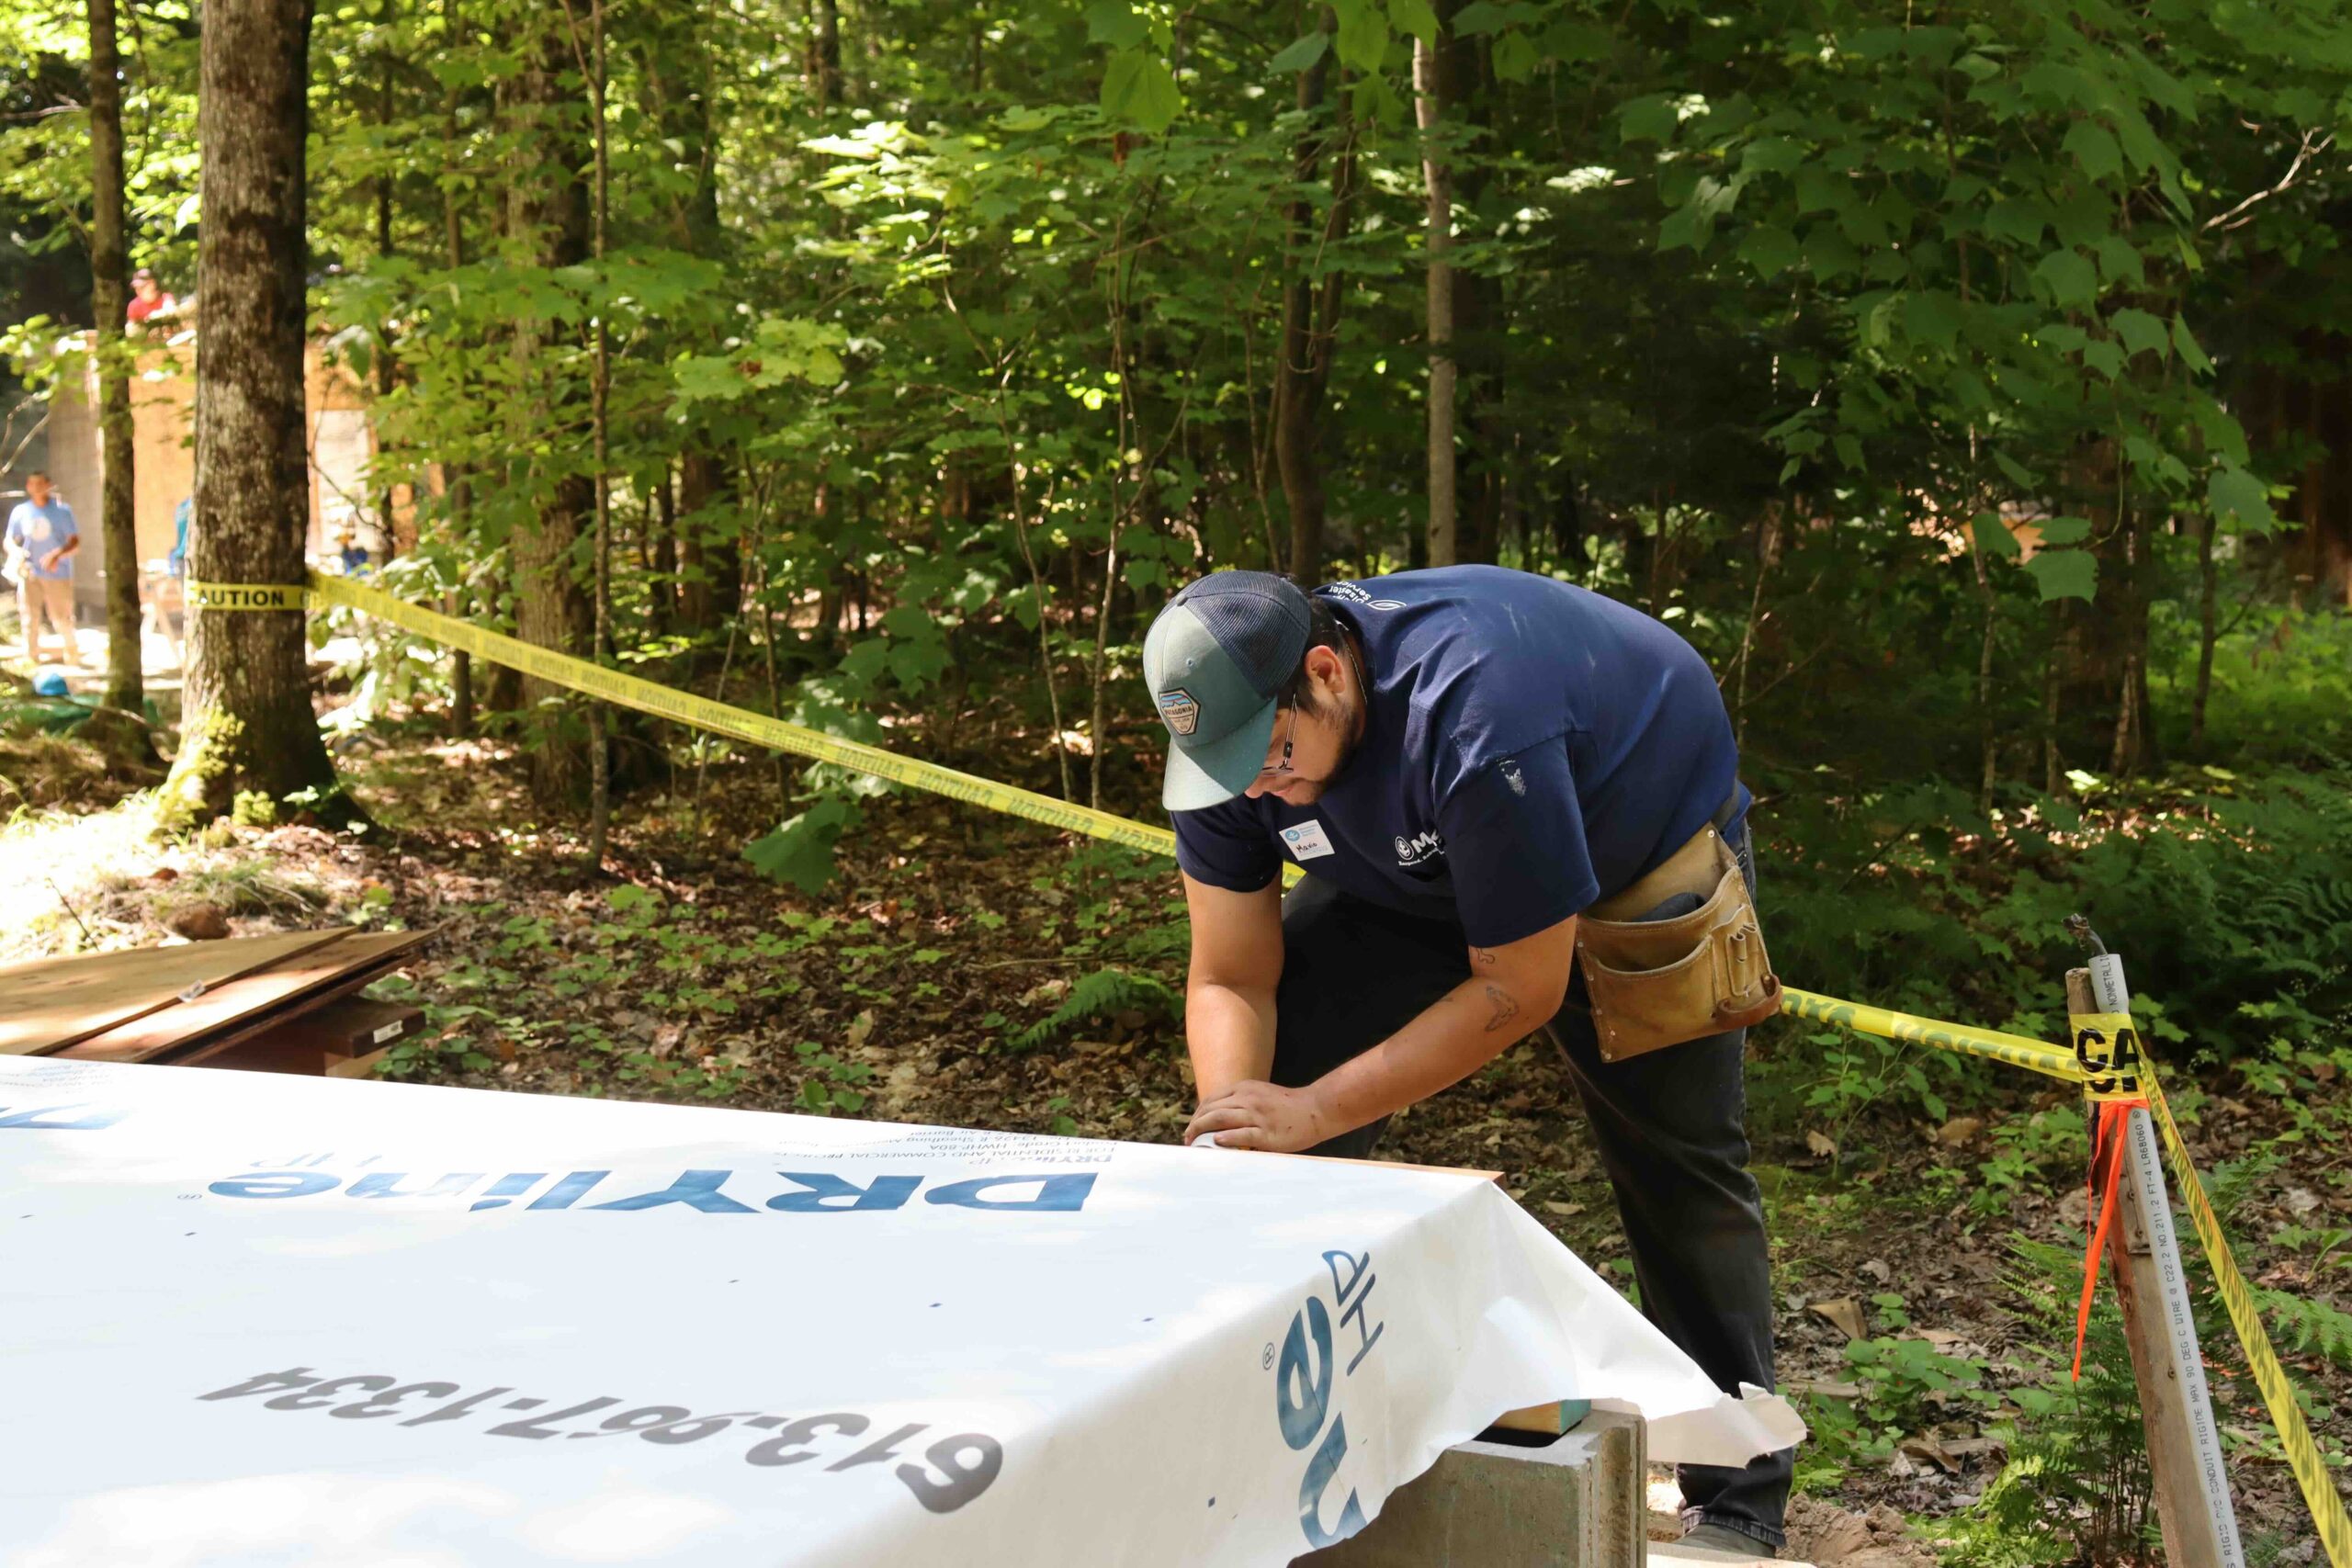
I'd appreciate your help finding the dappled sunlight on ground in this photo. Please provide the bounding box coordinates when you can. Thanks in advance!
[1,622,187,691]
[0,795,379,965]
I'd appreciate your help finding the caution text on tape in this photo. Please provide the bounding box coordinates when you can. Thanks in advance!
[186,581,305,612]
[2070,1010,2148,1103]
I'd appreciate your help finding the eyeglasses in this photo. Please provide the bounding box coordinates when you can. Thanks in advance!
[1255,706,1298,783]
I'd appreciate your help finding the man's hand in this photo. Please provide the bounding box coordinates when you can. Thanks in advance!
[40,547,62,573]
[1184,1080,1331,1153]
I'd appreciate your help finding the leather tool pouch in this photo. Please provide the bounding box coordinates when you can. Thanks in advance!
[1575,827,1781,1063]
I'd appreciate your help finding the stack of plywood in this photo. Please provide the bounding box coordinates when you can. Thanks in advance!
[0,927,437,1077]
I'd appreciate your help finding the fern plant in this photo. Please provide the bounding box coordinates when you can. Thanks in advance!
[1006,967,1181,1053]
[1951,1235,2158,1567]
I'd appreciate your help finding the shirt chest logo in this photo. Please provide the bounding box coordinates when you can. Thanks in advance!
[1394,829,1446,867]
[1280,820,1336,861]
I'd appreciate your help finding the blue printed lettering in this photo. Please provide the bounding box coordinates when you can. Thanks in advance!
[209,1172,341,1199]
[526,1171,608,1210]
[587,1170,755,1213]
[0,1103,127,1131]
[470,1173,549,1211]
[1296,1413,1367,1548]
[1276,1297,1334,1450]
[766,1173,921,1212]
[347,1172,484,1200]
[923,1173,1097,1212]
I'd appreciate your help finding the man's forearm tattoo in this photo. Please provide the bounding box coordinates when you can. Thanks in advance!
[1470,948,1498,968]
[1481,983,1519,1032]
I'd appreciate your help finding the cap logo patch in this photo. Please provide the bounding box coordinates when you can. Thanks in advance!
[1157,688,1200,736]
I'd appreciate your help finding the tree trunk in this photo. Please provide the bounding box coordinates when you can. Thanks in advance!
[2041,604,2064,795]
[650,463,677,634]
[502,9,594,809]
[1969,525,1998,816]
[2188,504,2218,752]
[1272,18,1352,583]
[448,468,475,738]
[639,18,740,636]
[162,0,349,829]
[582,0,614,870]
[676,449,740,629]
[2106,502,2151,777]
[88,0,144,739]
[440,0,472,735]
[1415,28,1456,568]
[370,0,397,556]
[811,0,842,109]
[1448,20,1501,566]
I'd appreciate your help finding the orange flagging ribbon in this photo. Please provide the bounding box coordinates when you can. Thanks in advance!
[2073,1097,2149,1380]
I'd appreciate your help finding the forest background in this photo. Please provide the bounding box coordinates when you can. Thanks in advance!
[1,0,2350,1560]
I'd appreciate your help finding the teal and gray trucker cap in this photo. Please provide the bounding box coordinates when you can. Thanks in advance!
[1142,571,1314,811]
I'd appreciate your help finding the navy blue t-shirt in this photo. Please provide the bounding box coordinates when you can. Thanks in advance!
[1172,566,1742,949]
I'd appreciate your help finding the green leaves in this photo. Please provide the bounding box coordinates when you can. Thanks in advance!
[1100,51,1182,132]
[2024,548,2098,603]
[1083,0,1148,50]
[1900,290,1964,353]
[2110,308,2168,362]
[2209,467,2277,535]
[1332,0,1390,72]
[1736,223,1800,279]
[2032,248,2098,310]
[1090,1,1180,130]
[1268,31,1330,74]
[1620,94,1679,144]
[745,794,864,897]
[1387,0,1441,47]
[1973,513,2020,560]
[2171,315,2214,375]
[2061,121,2123,183]
[2035,517,2093,546]
[672,317,846,406]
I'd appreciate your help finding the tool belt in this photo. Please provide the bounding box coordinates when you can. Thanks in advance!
[1575,808,1781,1064]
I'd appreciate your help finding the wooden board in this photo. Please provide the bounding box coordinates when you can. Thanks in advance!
[1491,1400,1593,1436]
[245,996,425,1056]
[61,930,435,1066]
[0,930,354,1056]
[147,933,438,1068]
[189,997,427,1077]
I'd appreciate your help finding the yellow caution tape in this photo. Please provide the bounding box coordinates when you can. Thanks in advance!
[2149,1081,2352,1568]
[2069,1010,2149,1103]
[186,581,305,612]
[187,573,2352,1559]
[1780,987,2087,1083]
[196,574,1184,862]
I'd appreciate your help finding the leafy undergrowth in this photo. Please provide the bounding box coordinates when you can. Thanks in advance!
[5,729,2347,1562]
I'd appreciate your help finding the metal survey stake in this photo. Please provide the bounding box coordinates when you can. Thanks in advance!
[2068,919,2244,1568]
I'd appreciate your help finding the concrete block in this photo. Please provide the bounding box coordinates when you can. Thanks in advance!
[1296,1409,1647,1568]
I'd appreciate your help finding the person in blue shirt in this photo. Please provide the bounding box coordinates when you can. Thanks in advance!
[168,497,192,579]
[1144,567,1789,1556]
[5,472,80,664]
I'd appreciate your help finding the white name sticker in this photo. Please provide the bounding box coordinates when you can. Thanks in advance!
[1280,820,1336,861]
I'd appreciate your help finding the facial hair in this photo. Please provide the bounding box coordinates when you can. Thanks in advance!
[1268,694,1364,804]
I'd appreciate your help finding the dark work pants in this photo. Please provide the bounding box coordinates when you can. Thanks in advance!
[1268,834,1792,1551]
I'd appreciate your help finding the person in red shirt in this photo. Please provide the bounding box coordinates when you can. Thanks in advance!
[126,267,176,325]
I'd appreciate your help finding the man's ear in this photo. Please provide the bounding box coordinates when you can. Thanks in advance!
[1304,644,1348,702]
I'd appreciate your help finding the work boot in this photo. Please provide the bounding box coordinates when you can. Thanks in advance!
[1680,1522,1778,1559]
